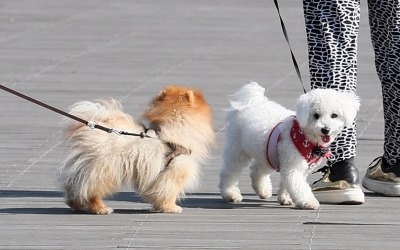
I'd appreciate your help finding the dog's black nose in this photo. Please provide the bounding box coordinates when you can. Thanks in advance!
[321,127,330,135]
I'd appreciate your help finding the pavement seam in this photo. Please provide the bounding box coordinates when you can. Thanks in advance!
[307,207,321,250]
[5,141,61,188]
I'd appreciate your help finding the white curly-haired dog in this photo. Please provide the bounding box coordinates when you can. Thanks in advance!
[219,82,360,209]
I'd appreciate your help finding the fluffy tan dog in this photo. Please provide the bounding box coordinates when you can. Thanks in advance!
[59,85,215,214]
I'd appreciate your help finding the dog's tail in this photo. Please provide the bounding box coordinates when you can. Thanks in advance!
[228,82,266,111]
[68,99,125,122]
[63,99,137,140]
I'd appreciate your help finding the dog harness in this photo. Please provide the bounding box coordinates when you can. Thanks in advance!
[266,117,332,171]
[266,122,282,171]
[164,142,191,167]
[149,126,192,168]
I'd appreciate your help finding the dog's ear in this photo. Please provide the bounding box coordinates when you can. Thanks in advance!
[296,92,312,128]
[158,90,167,98]
[184,90,196,106]
[339,91,360,127]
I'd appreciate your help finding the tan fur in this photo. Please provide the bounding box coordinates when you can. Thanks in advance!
[59,85,215,214]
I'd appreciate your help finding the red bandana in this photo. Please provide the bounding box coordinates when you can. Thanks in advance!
[290,119,331,167]
[266,117,331,171]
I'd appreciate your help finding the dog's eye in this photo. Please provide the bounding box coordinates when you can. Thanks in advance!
[313,113,320,119]
[331,113,338,118]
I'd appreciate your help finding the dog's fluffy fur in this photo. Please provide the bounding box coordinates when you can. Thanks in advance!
[219,82,360,209]
[59,85,215,214]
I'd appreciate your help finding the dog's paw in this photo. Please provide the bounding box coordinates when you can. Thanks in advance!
[277,195,293,206]
[296,198,320,210]
[256,189,272,200]
[91,206,114,215]
[155,204,183,213]
[221,192,243,203]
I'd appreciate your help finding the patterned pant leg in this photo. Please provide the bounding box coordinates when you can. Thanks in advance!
[303,0,361,164]
[368,0,400,165]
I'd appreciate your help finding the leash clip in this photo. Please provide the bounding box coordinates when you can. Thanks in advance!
[109,129,121,135]
[87,121,97,129]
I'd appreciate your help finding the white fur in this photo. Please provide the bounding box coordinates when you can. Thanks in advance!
[219,82,360,209]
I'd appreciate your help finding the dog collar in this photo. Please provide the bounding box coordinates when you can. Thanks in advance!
[266,122,282,171]
[290,119,331,167]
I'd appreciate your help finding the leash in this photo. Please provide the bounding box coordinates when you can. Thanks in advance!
[1,84,191,167]
[273,0,307,94]
[0,84,153,138]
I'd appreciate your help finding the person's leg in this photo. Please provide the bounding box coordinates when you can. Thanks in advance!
[362,0,400,196]
[303,0,364,204]
[305,0,359,161]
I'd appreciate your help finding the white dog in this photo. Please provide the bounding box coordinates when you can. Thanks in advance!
[219,82,360,209]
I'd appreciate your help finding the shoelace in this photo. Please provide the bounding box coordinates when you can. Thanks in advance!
[311,165,330,185]
[312,165,329,175]
[369,156,382,167]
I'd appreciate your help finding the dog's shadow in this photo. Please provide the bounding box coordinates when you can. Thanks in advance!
[180,192,284,210]
[0,189,289,215]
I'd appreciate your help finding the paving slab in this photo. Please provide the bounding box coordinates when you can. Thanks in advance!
[1,0,398,249]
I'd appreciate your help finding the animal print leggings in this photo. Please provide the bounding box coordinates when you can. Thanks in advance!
[303,0,400,166]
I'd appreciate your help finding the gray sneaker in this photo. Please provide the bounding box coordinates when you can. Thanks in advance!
[312,158,365,204]
[362,157,400,196]
[312,166,365,204]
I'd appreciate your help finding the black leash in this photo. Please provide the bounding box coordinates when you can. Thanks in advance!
[0,84,152,138]
[273,0,307,94]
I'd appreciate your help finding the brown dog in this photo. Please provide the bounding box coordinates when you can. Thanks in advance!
[59,85,215,214]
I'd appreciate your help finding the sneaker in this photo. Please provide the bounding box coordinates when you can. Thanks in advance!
[311,158,365,204]
[362,157,400,196]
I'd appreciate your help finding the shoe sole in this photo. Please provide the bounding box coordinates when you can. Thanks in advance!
[362,177,400,196]
[313,189,365,205]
